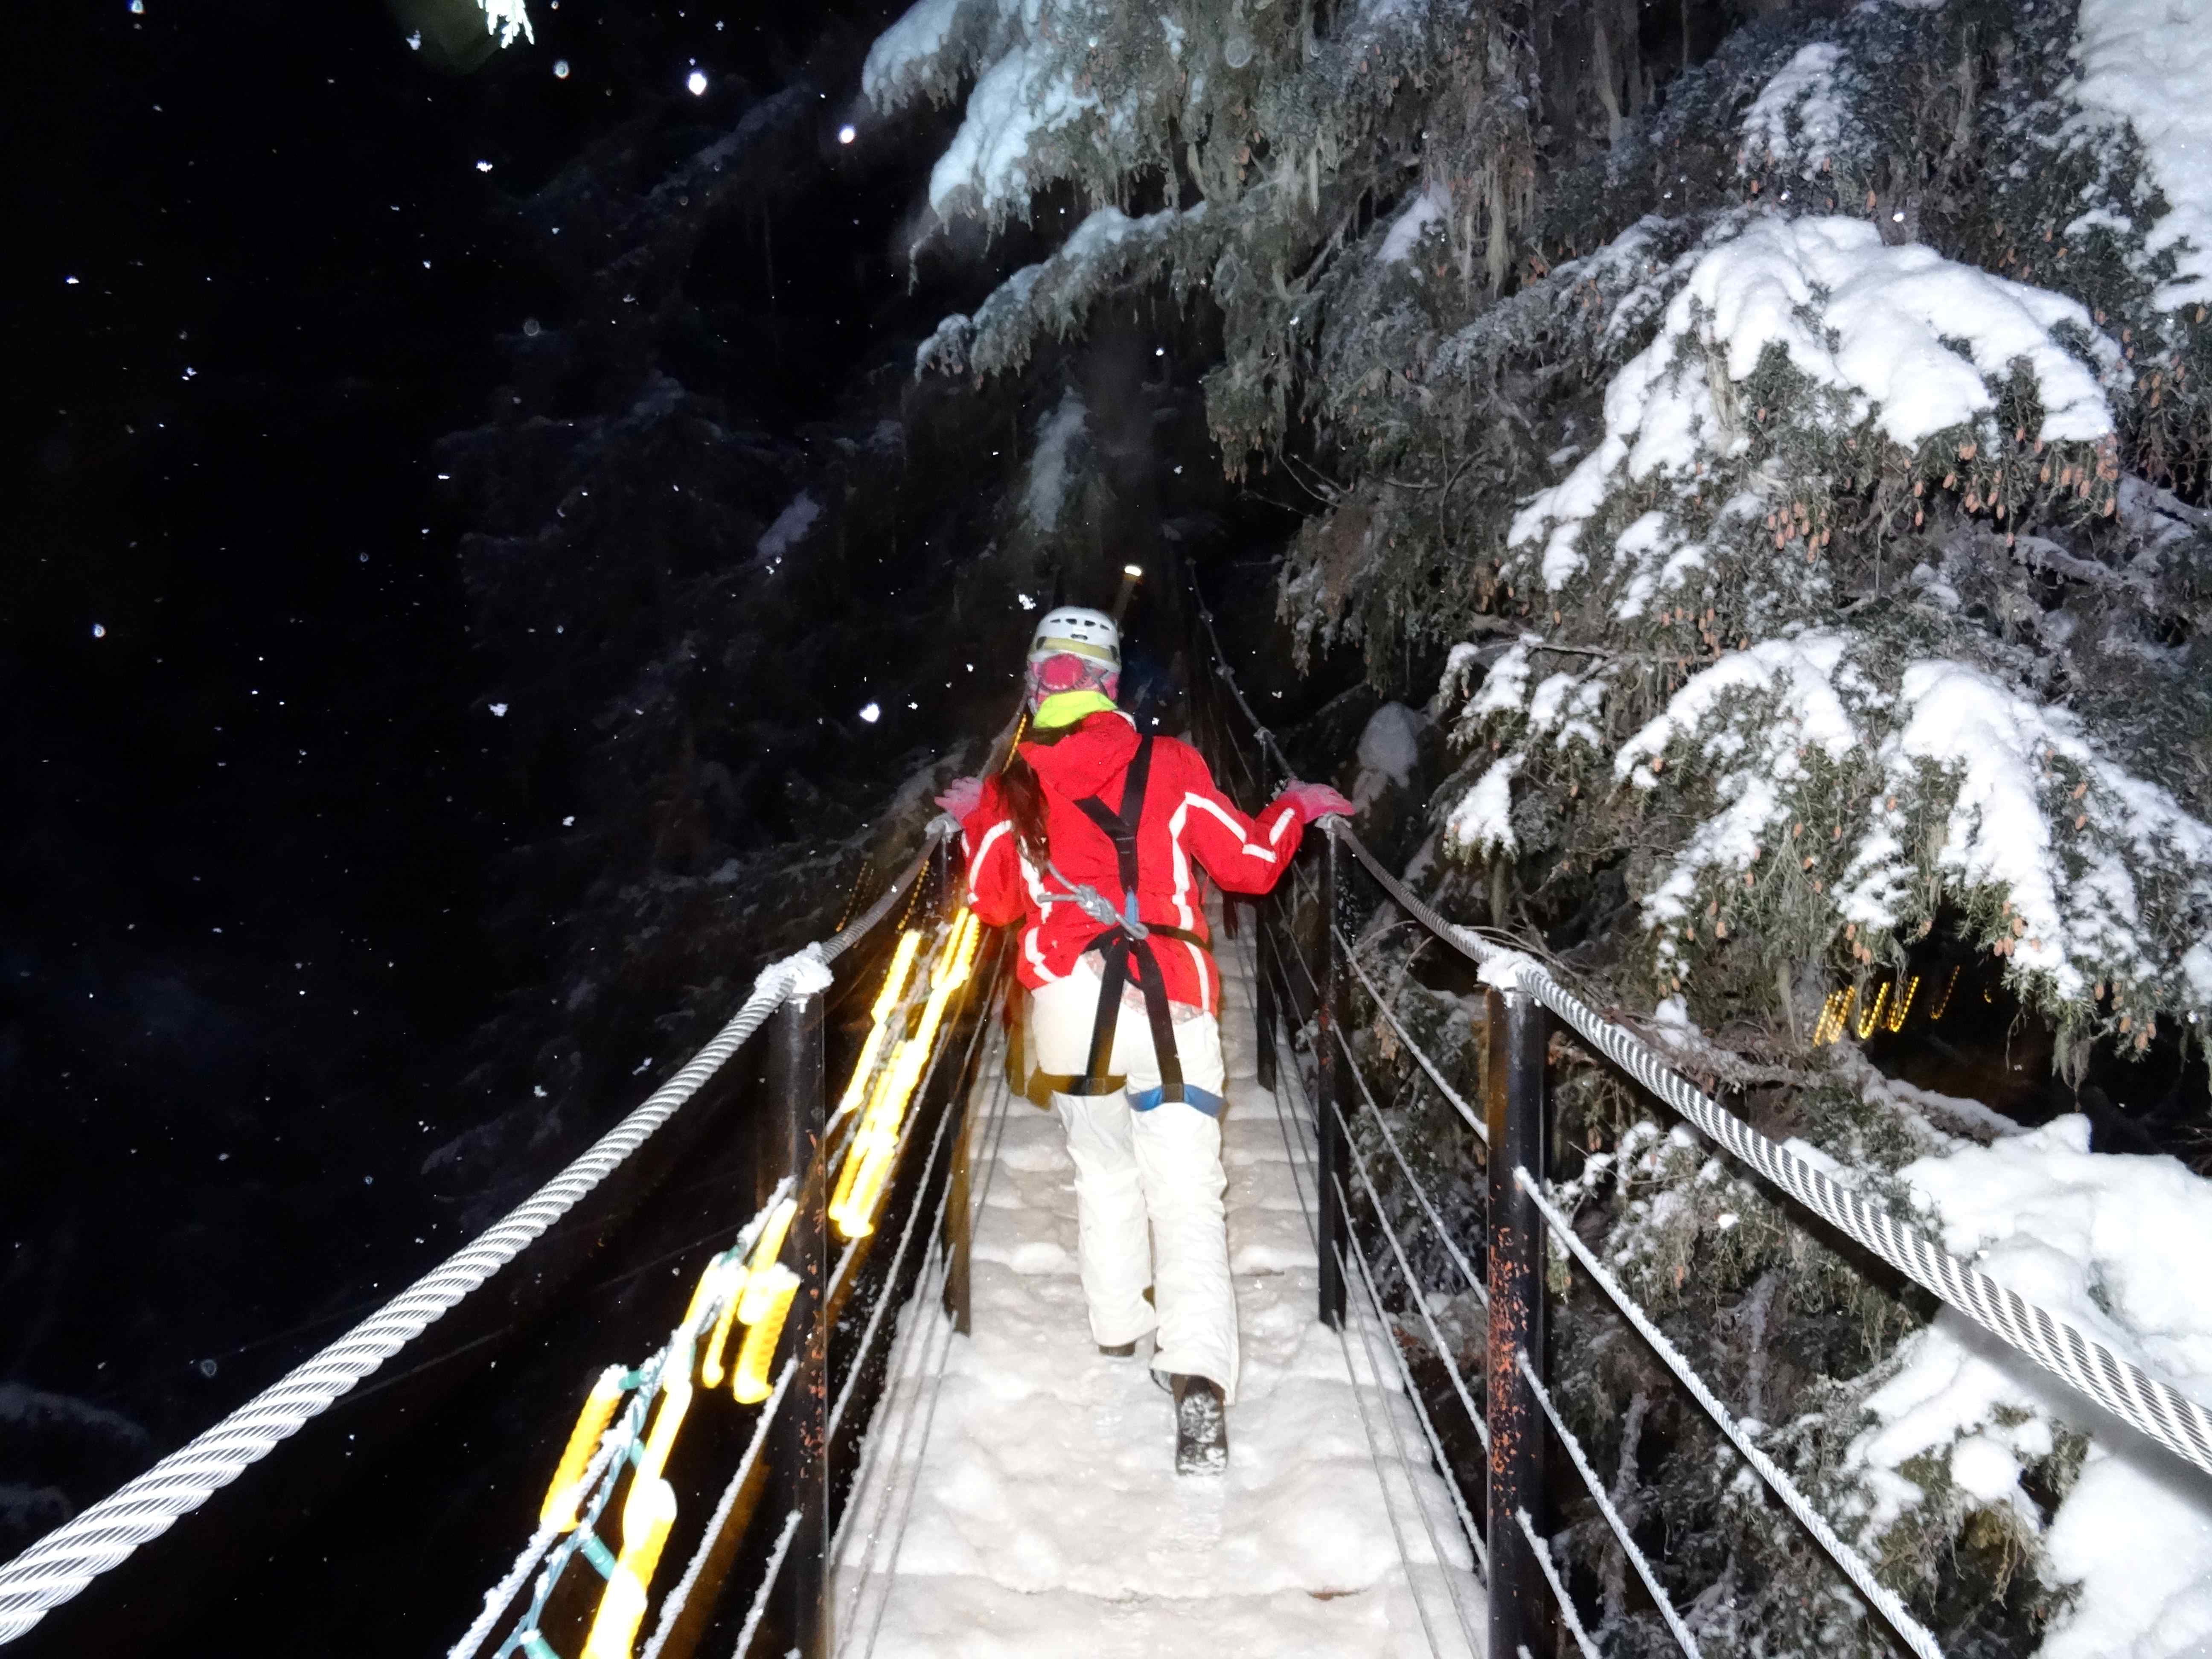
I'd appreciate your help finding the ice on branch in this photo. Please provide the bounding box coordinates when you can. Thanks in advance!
[914,203,1207,381]
[928,42,1104,222]
[1024,389,1087,532]
[1840,1115,2212,1659]
[1738,44,1853,178]
[1510,215,2117,593]
[2068,0,2212,309]
[479,0,533,49]
[1444,754,1520,857]
[861,0,969,111]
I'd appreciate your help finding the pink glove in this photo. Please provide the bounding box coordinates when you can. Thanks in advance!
[934,775,985,820]
[1281,781,1355,824]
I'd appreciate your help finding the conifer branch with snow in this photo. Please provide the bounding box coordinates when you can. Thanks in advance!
[864,0,2212,1649]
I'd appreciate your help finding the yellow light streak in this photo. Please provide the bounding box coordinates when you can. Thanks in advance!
[1885,975,1918,1031]
[732,1264,798,1404]
[622,1375,692,1542]
[1855,981,1889,1039]
[540,1365,627,1533]
[1930,964,1962,1022]
[1812,987,1853,1047]
[830,914,985,1239]
[675,1255,729,1339]
[736,1200,795,1317]
[832,930,925,1126]
[698,1263,749,1389]
[581,1476,676,1659]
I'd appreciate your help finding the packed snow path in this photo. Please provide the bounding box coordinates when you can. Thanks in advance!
[835,911,1481,1657]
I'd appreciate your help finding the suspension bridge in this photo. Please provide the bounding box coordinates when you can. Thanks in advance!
[1,580,2207,1659]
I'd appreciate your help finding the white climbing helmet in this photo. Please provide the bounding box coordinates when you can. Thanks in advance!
[1027,605,1121,669]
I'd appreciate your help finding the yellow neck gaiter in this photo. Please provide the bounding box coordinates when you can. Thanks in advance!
[1033,690,1118,730]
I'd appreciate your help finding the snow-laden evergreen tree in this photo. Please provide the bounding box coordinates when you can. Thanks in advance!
[864,0,2212,1653]
[870,0,2209,1059]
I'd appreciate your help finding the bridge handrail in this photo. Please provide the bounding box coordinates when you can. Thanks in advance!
[1183,575,2211,1659]
[1333,821,2212,1483]
[1188,583,2212,1483]
[0,821,957,1647]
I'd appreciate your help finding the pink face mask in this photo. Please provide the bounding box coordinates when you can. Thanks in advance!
[1025,652,1119,707]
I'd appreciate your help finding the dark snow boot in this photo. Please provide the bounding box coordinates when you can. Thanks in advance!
[1171,1374,1228,1476]
[1098,1340,1138,1357]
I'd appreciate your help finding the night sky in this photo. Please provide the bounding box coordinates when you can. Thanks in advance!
[4,0,939,1586]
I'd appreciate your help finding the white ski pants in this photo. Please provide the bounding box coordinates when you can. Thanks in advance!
[1029,963,1239,1400]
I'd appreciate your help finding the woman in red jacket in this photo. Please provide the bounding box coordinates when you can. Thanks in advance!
[937,606,1348,1473]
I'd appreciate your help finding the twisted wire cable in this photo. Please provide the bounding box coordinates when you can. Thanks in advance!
[837,1043,1013,1659]
[733,1508,806,1658]
[1335,929,1489,1144]
[1322,1063,1490,1446]
[1327,820,2212,1483]
[0,827,949,1645]
[1516,1351,1703,1659]
[1520,1171,1944,1659]
[1513,1508,1602,1659]
[829,949,1004,1446]
[1330,928,1490,1293]
[1331,1182,1492,1575]
[1334,1233,1486,1659]
[1239,912,1466,1654]
[1504,949,2212,1482]
[1197,610,2212,1601]
[444,1432,622,1659]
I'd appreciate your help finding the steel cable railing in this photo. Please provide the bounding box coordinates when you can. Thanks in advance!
[1335,936,1488,1144]
[613,939,1007,1659]
[1187,610,1939,1652]
[1318,1058,1490,1449]
[1254,906,1494,1613]
[1265,869,1718,1657]
[1513,1350,1703,1659]
[1237,922,1481,1656]
[457,876,1002,1659]
[1181,572,2212,1659]
[0,816,975,1654]
[831,1026,1021,1659]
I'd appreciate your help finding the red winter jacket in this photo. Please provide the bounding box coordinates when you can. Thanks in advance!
[960,710,1312,1014]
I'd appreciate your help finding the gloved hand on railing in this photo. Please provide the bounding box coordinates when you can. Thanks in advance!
[1281,781,1355,824]
[934,775,985,821]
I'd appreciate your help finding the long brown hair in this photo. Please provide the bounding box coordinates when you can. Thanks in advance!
[1000,722,1079,870]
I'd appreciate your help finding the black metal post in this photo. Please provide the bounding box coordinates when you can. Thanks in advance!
[1314,828,1348,1329]
[1485,986,1549,1659]
[941,1059,975,1338]
[1252,898,1279,1095]
[767,990,829,1659]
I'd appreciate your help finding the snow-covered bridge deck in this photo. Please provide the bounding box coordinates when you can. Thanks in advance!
[832,913,1481,1658]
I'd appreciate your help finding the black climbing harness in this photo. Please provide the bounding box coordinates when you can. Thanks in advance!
[1038,736,1210,1106]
